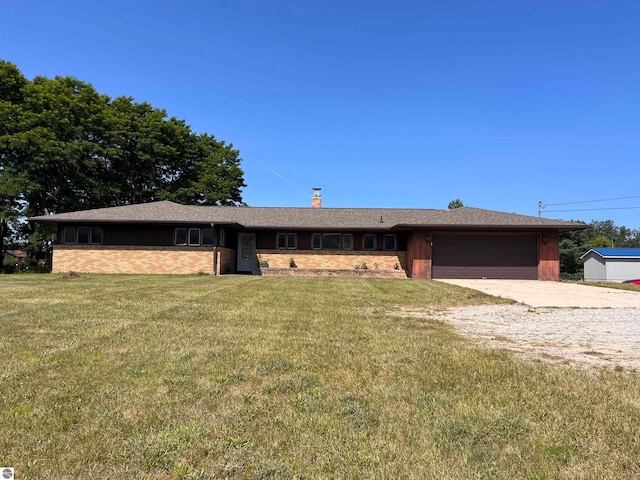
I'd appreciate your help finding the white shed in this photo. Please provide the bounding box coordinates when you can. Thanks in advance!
[580,248,640,282]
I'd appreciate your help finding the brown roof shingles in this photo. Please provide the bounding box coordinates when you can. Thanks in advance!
[29,201,585,231]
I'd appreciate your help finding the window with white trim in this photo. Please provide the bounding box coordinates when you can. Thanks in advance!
[277,232,297,249]
[363,234,376,250]
[189,228,201,245]
[322,233,341,250]
[384,234,396,251]
[343,234,353,250]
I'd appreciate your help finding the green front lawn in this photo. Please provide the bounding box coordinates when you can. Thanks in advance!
[1,275,638,479]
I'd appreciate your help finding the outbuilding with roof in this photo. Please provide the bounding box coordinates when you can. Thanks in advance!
[580,248,640,282]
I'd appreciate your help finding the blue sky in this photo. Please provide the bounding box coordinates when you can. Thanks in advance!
[2,1,639,227]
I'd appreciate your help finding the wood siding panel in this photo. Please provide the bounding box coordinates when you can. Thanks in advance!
[538,232,559,281]
[406,231,431,279]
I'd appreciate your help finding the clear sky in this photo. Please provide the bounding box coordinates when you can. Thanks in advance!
[1,0,639,227]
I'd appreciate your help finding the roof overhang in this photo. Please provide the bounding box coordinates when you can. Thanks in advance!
[390,224,584,232]
[580,249,640,260]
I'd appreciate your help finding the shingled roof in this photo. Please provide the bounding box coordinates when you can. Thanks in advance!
[30,200,585,231]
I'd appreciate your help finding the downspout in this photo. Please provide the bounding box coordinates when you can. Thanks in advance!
[211,223,218,275]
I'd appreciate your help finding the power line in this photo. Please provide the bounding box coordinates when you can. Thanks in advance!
[539,195,640,216]
[545,206,640,213]
[545,195,640,207]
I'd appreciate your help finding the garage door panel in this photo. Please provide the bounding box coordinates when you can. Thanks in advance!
[432,265,538,279]
[432,235,538,279]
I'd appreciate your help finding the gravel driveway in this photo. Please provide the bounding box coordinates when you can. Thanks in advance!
[436,280,640,371]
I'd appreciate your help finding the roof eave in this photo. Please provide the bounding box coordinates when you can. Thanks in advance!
[29,218,245,228]
[390,223,583,231]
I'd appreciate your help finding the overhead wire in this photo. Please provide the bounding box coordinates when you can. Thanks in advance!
[545,206,640,213]
[544,195,640,207]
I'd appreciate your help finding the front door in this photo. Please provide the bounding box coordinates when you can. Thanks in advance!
[237,233,256,272]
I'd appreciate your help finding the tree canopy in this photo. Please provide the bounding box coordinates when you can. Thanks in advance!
[447,198,464,209]
[0,60,246,263]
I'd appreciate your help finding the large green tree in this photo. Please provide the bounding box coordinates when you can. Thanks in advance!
[0,61,245,264]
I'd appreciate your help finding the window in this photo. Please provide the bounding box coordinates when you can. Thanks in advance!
[277,232,297,249]
[202,228,214,246]
[189,228,201,245]
[343,234,353,250]
[90,227,103,244]
[176,228,188,245]
[63,226,103,244]
[322,233,341,250]
[312,233,352,250]
[64,227,77,244]
[77,227,90,244]
[288,233,296,249]
[384,234,396,251]
[218,229,225,247]
[363,234,376,250]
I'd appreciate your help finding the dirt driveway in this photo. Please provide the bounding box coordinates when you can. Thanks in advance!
[433,280,640,371]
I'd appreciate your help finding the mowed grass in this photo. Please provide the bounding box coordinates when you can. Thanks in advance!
[1,275,639,479]
[582,281,640,293]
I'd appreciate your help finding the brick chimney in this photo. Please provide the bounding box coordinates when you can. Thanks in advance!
[312,188,322,208]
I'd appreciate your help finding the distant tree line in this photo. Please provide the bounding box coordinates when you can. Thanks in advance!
[560,219,640,276]
[0,60,246,267]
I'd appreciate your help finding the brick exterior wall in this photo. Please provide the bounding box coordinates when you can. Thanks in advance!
[52,245,223,275]
[260,268,407,278]
[51,246,406,276]
[217,247,236,274]
[256,249,407,274]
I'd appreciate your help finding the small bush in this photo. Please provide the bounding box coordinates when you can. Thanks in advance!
[289,258,297,268]
[2,257,17,274]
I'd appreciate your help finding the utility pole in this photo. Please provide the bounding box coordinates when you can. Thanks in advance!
[538,201,545,217]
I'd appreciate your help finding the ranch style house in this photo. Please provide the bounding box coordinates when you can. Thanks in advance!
[30,192,585,281]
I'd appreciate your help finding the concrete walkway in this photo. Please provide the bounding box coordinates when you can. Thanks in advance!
[438,279,640,308]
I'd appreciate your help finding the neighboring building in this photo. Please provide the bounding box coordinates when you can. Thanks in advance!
[6,250,28,263]
[581,248,640,282]
[30,193,585,281]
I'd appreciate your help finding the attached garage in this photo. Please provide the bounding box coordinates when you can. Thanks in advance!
[432,234,539,280]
